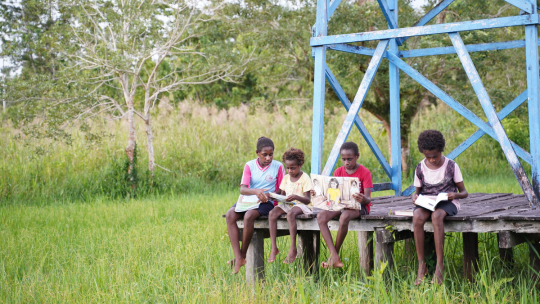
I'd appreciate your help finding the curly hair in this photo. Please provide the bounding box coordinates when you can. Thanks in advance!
[256,136,274,152]
[340,141,359,155]
[417,130,445,152]
[282,148,305,166]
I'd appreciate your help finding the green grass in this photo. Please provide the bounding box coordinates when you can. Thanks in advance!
[1,178,539,303]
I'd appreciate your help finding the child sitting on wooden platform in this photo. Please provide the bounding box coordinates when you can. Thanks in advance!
[412,130,468,285]
[315,142,373,269]
[268,148,313,264]
[225,136,285,274]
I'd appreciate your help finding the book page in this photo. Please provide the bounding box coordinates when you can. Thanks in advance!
[436,193,448,203]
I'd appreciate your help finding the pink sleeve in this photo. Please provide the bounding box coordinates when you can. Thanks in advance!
[454,163,464,183]
[414,170,422,187]
[241,164,251,186]
[275,165,285,192]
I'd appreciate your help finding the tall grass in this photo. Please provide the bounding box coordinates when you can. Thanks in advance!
[0,101,527,205]
[0,188,538,303]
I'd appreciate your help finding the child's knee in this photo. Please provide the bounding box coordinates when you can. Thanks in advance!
[432,210,446,222]
[317,212,329,224]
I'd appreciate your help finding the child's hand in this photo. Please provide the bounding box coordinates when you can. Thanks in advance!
[310,190,315,197]
[254,189,269,203]
[285,195,296,202]
[412,193,418,204]
[447,192,455,201]
[353,193,369,205]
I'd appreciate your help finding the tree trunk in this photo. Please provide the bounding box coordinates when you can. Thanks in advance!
[145,115,155,179]
[125,102,136,175]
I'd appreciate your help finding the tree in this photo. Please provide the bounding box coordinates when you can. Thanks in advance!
[56,0,250,179]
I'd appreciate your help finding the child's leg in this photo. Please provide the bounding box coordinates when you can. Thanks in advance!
[431,209,447,285]
[233,209,261,274]
[268,207,287,262]
[226,207,245,268]
[284,207,305,264]
[317,210,343,268]
[335,209,361,254]
[413,208,431,284]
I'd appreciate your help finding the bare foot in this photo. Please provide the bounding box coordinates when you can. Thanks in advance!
[283,249,297,264]
[321,256,343,269]
[227,259,235,269]
[431,266,444,285]
[268,248,280,263]
[415,262,428,285]
[233,257,247,274]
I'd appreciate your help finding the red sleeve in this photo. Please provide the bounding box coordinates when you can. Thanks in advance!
[362,168,373,190]
[275,165,285,192]
[241,164,251,186]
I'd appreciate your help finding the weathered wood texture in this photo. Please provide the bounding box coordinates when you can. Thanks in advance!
[298,231,320,275]
[463,232,479,282]
[375,228,395,270]
[245,230,265,284]
[357,231,374,276]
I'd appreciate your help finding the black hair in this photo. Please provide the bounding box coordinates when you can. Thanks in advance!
[256,136,274,152]
[283,148,305,166]
[417,130,445,152]
[340,142,359,155]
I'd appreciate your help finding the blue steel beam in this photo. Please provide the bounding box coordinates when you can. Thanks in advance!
[386,52,532,165]
[447,90,528,160]
[525,6,540,206]
[449,32,538,207]
[388,0,401,196]
[400,39,530,58]
[321,39,390,176]
[311,0,328,175]
[504,0,534,13]
[328,0,342,19]
[311,15,538,46]
[398,0,455,45]
[327,44,375,56]
[324,65,392,179]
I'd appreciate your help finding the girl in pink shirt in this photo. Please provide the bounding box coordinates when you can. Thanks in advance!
[412,130,468,285]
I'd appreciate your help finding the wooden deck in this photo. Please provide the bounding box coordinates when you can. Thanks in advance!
[229,193,540,284]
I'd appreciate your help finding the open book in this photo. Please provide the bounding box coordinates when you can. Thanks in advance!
[235,195,260,212]
[268,193,296,205]
[310,174,361,211]
[414,193,449,212]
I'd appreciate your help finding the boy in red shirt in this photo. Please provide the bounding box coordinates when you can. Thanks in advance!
[315,142,373,269]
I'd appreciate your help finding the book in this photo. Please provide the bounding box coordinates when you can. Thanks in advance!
[414,193,449,212]
[310,174,361,211]
[268,192,294,205]
[392,210,414,216]
[235,195,260,212]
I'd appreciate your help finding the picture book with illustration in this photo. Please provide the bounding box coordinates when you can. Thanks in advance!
[414,193,449,212]
[310,174,361,211]
[235,195,260,212]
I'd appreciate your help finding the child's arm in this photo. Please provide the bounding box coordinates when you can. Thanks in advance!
[285,191,311,205]
[412,187,422,204]
[448,182,468,200]
[353,188,372,205]
[240,185,269,202]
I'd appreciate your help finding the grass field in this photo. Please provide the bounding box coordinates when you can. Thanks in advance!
[1,178,539,303]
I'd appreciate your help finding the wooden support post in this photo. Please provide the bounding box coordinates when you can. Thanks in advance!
[358,231,374,276]
[298,231,320,275]
[389,0,401,196]
[497,233,514,266]
[462,232,479,282]
[529,240,540,281]
[375,228,395,270]
[245,229,265,284]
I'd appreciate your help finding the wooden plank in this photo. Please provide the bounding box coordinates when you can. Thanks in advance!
[375,228,394,270]
[298,231,320,275]
[328,0,342,19]
[498,231,540,248]
[463,232,479,282]
[373,182,393,192]
[497,233,514,266]
[328,43,375,56]
[386,51,533,165]
[499,209,540,220]
[376,0,398,30]
[398,0,455,45]
[447,90,528,160]
[400,39,531,58]
[310,15,538,46]
[324,65,392,178]
[321,40,390,176]
[525,22,540,204]
[358,231,374,276]
[390,36,401,195]
[450,32,538,207]
[245,229,265,284]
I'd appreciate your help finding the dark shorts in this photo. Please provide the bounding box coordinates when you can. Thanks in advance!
[231,202,275,216]
[340,203,369,217]
[414,200,458,216]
